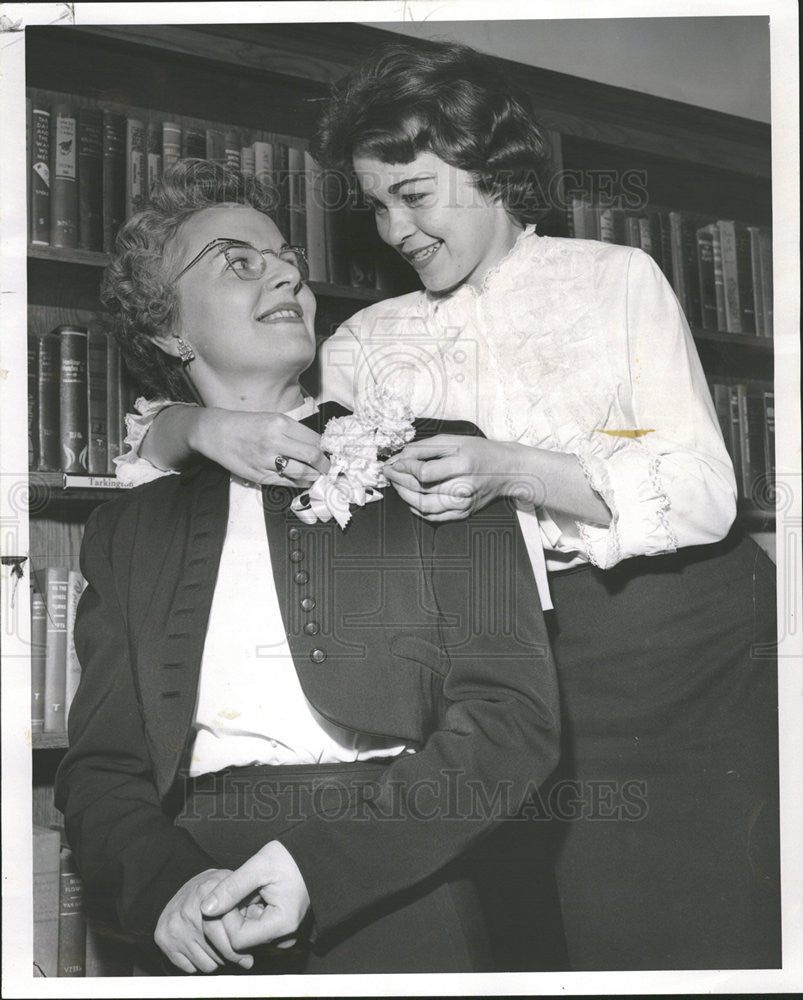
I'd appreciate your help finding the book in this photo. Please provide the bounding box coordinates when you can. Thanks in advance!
[125,117,146,219]
[31,586,47,735]
[86,329,108,475]
[85,920,133,977]
[50,103,78,248]
[709,224,726,330]
[323,167,351,286]
[36,330,61,472]
[727,385,743,495]
[287,144,307,249]
[77,107,103,251]
[59,326,89,474]
[182,126,206,159]
[696,226,718,331]
[240,133,255,177]
[717,220,742,333]
[757,229,773,337]
[253,137,275,194]
[28,335,39,469]
[304,151,327,282]
[733,223,756,334]
[205,126,225,164]
[162,121,182,170]
[30,102,51,245]
[224,128,241,170]
[656,212,673,281]
[747,227,764,342]
[598,204,616,243]
[744,384,769,504]
[57,843,86,977]
[106,334,122,473]
[624,214,641,248]
[65,570,85,720]
[102,111,127,253]
[679,215,702,328]
[271,136,290,241]
[146,119,162,203]
[33,825,62,977]
[44,566,69,733]
[734,383,751,498]
[763,390,775,480]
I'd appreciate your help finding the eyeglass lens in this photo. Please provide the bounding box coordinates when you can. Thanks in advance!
[223,244,309,281]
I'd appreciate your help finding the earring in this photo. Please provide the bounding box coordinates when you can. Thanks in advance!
[176,337,195,365]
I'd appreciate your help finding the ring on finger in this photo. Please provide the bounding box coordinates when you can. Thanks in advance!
[274,454,289,477]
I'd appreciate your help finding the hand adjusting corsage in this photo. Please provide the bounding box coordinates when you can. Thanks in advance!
[291,380,415,529]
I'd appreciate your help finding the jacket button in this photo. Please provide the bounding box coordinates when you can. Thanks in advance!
[294,570,309,585]
[310,648,327,663]
[304,621,319,635]
[288,527,301,540]
[289,550,304,563]
[300,596,316,612]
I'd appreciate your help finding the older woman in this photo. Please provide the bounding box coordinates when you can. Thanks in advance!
[54,160,559,975]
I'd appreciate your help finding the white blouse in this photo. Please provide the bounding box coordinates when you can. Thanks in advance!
[319,229,737,572]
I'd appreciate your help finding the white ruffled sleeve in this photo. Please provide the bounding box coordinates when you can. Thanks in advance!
[574,250,737,569]
[113,397,197,486]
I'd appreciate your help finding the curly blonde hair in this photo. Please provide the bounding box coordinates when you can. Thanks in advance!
[101,159,280,400]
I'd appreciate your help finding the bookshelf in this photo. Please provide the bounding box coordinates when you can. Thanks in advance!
[21,20,774,976]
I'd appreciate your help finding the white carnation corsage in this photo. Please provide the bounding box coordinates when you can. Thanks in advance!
[291,379,416,528]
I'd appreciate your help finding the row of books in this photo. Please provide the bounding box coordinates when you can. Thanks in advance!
[567,194,773,338]
[28,325,137,477]
[34,826,133,977]
[30,567,85,736]
[709,381,775,505]
[27,90,386,291]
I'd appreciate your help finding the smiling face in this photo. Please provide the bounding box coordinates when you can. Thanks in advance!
[352,150,522,294]
[157,203,317,411]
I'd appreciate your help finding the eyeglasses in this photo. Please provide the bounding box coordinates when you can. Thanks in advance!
[174,238,310,282]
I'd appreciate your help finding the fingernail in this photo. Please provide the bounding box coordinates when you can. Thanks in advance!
[239,956,254,969]
[200,894,218,914]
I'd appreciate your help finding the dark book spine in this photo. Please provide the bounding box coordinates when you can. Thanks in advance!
[86,330,108,475]
[763,391,775,479]
[28,335,39,469]
[162,121,182,170]
[696,228,718,330]
[718,220,741,333]
[50,104,78,248]
[734,223,756,334]
[747,227,764,340]
[146,119,162,204]
[105,334,122,473]
[205,127,225,164]
[680,217,702,328]
[36,331,61,472]
[272,139,290,241]
[31,587,47,735]
[44,567,69,733]
[287,145,307,249]
[125,117,146,219]
[77,107,103,251]
[224,128,241,170]
[59,326,89,474]
[33,826,61,977]
[57,845,86,977]
[182,126,206,159]
[727,385,743,495]
[102,111,127,254]
[31,103,51,245]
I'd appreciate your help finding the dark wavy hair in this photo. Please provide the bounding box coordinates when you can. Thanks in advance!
[312,39,551,225]
[101,159,279,400]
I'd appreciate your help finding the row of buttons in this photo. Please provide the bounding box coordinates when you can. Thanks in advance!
[289,527,325,663]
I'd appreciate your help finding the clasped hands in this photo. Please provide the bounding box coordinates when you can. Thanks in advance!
[154,840,310,974]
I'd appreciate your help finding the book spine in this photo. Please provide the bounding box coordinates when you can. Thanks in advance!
[205,126,225,164]
[182,126,206,159]
[59,326,89,474]
[33,825,62,977]
[757,229,773,337]
[287,145,307,250]
[77,107,103,251]
[717,220,741,333]
[304,152,327,282]
[598,205,615,243]
[28,335,39,469]
[680,216,702,328]
[570,194,587,240]
[734,223,756,334]
[31,103,51,245]
[668,211,686,308]
[735,383,751,498]
[106,334,122,473]
[624,215,641,248]
[727,385,743,495]
[744,386,767,505]
[102,111,127,254]
[696,227,718,331]
[763,390,775,479]
[271,138,290,240]
[253,138,275,192]
[610,207,627,247]
[57,844,86,977]
[64,570,86,726]
[146,119,162,204]
[31,587,47,735]
[86,329,108,475]
[224,128,241,170]
[44,567,69,733]
[50,104,78,249]
[125,117,146,219]
[710,226,726,330]
[240,133,255,177]
[657,212,673,282]
[36,331,61,472]
[162,122,182,170]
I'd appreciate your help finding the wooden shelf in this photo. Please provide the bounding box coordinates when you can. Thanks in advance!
[690,329,775,351]
[33,733,69,751]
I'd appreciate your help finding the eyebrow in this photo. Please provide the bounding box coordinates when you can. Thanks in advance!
[387,174,437,195]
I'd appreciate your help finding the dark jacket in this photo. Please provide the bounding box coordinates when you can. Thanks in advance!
[55,403,559,940]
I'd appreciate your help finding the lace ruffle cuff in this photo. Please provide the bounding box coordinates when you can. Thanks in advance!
[113,397,195,486]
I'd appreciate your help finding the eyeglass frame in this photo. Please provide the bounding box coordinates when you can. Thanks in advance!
[173,237,310,282]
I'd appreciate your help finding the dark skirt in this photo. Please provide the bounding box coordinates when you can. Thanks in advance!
[542,528,781,970]
[172,760,491,975]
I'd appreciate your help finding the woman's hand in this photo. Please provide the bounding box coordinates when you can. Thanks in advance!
[154,868,255,974]
[200,841,310,951]
[189,409,330,487]
[384,435,543,522]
